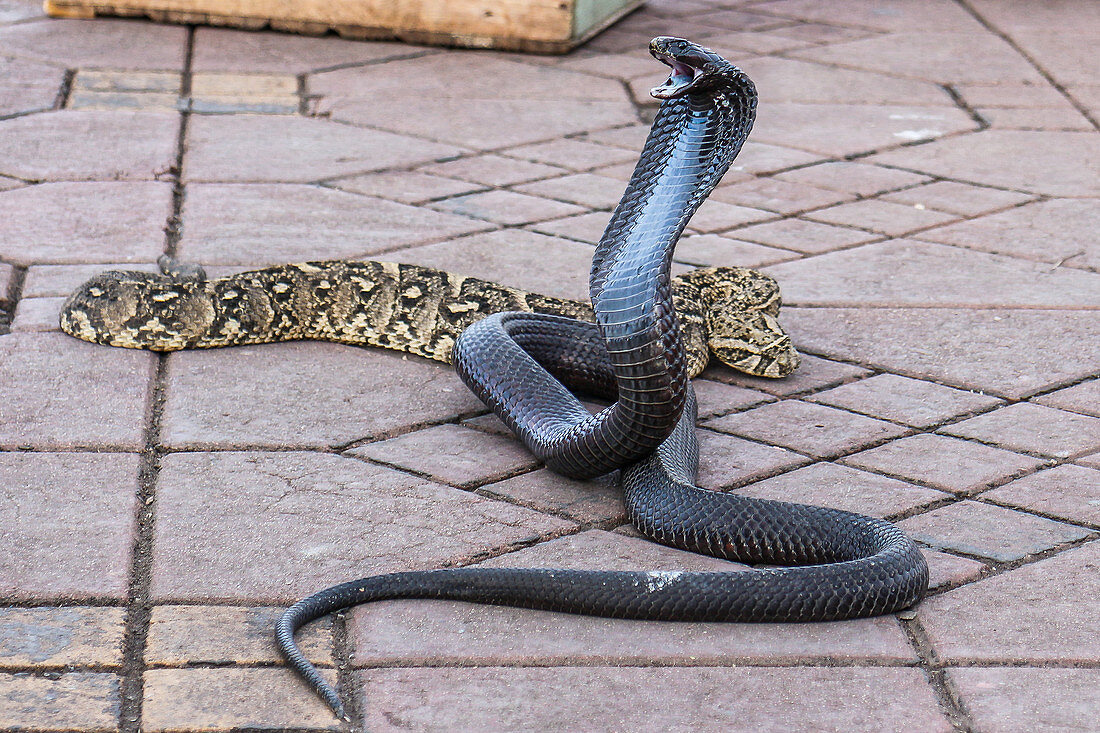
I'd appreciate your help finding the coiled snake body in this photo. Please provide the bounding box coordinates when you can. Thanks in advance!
[60,38,926,718]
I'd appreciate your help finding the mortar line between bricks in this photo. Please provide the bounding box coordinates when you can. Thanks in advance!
[0,265,27,334]
[900,616,974,732]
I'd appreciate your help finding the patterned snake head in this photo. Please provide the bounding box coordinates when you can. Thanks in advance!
[650,37,738,100]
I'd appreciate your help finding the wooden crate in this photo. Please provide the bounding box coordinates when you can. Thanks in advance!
[44,0,643,54]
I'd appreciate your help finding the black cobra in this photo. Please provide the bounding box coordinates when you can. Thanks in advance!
[277,38,928,717]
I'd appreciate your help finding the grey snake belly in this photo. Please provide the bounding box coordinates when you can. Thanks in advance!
[277,37,928,718]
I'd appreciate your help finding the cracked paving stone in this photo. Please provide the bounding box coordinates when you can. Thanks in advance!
[842,434,1044,495]
[806,373,1004,428]
[942,402,1100,459]
[358,666,949,732]
[899,500,1089,562]
[0,607,125,666]
[480,469,625,525]
[948,667,1100,733]
[0,672,120,731]
[983,465,1100,527]
[150,451,573,601]
[350,530,912,667]
[0,452,140,600]
[919,540,1100,663]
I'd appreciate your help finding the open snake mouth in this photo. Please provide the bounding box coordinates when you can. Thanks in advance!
[650,38,711,99]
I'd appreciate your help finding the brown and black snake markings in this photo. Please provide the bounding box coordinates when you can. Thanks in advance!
[60,38,927,719]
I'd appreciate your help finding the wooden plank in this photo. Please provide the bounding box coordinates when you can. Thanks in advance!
[43,0,643,53]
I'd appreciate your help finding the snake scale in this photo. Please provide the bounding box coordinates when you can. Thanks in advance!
[60,38,927,719]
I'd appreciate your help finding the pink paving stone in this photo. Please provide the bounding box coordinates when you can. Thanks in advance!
[192,27,417,74]
[921,548,985,591]
[0,0,45,22]
[388,229,595,301]
[0,672,120,731]
[704,29,816,55]
[692,379,775,418]
[695,429,812,488]
[880,180,1033,217]
[150,451,573,602]
[0,332,155,450]
[184,115,464,183]
[429,189,584,225]
[0,451,139,600]
[710,177,854,215]
[898,500,1089,562]
[0,262,12,300]
[803,199,958,236]
[421,154,566,186]
[1077,452,1100,470]
[781,307,1100,400]
[870,130,1100,197]
[0,182,171,265]
[358,667,949,733]
[0,110,178,181]
[774,161,931,197]
[752,103,976,158]
[178,183,489,266]
[984,465,1100,527]
[792,32,1044,85]
[0,55,63,116]
[10,295,63,332]
[943,402,1100,459]
[160,342,484,449]
[976,105,1094,131]
[0,18,186,69]
[919,540,1100,663]
[332,171,483,205]
[807,373,1004,428]
[916,198,1100,271]
[350,530,913,667]
[732,218,878,254]
[765,240,1100,308]
[740,56,954,107]
[514,172,626,210]
[1034,379,1100,418]
[949,667,1100,733]
[737,462,949,519]
[481,469,624,525]
[990,29,1098,88]
[503,138,639,170]
[580,124,649,152]
[531,211,611,244]
[842,434,1044,495]
[348,424,538,488]
[726,141,823,176]
[0,607,126,666]
[671,234,800,268]
[21,262,158,297]
[706,352,871,398]
[687,199,775,233]
[954,82,1074,109]
[755,0,986,33]
[705,399,908,460]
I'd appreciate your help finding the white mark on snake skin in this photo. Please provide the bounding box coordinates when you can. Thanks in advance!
[222,290,239,300]
[152,292,177,302]
[88,287,103,297]
[273,282,290,294]
[642,570,685,592]
[404,286,423,299]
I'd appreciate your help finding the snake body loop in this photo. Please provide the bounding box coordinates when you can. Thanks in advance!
[276,38,927,718]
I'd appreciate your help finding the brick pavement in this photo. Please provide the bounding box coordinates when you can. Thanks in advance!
[0,0,1097,730]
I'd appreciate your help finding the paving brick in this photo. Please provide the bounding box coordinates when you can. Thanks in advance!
[808,373,1003,428]
[916,198,1100,271]
[358,667,949,732]
[955,82,1074,109]
[706,352,871,398]
[0,333,154,450]
[687,199,775,233]
[742,56,954,107]
[0,672,120,731]
[580,124,649,152]
[900,500,1089,562]
[671,234,800,268]
[161,342,483,449]
[983,465,1100,526]
[151,451,572,601]
[880,180,1033,217]
[429,189,584,225]
[0,182,171,266]
[349,424,538,487]
[514,173,625,210]
[10,295,63,332]
[738,462,948,518]
[1077,452,1100,470]
[782,307,1100,400]
[775,162,931,197]
[0,55,63,116]
[192,26,412,73]
[0,17,186,69]
[530,211,611,244]
[0,607,125,666]
[481,469,624,525]
[146,605,332,666]
[949,667,1100,733]
[756,0,985,33]
[733,217,878,254]
[693,379,775,418]
[726,141,823,176]
[753,103,976,157]
[977,105,1094,131]
[21,262,159,297]
[185,115,463,183]
[922,548,985,591]
[842,434,1044,494]
[179,183,488,266]
[705,29,816,55]
[421,153,566,186]
[502,138,638,170]
[710,177,853,214]
[977,29,1096,88]
[0,451,139,599]
[1033,379,1100,418]
[0,262,12,301]
[0,0,45,22]
[389,229,595,301]
[143,667,339,731]
[333,171,483,205]
[943,403,1100,459]
[695,429,812,488]
[706,400,907,459]
[919,540,1100,663]
[805,199,958,236]
[870,130,1100,197]
[0,110,178,181]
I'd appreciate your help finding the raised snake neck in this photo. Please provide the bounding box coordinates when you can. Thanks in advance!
[276,38,927,718]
